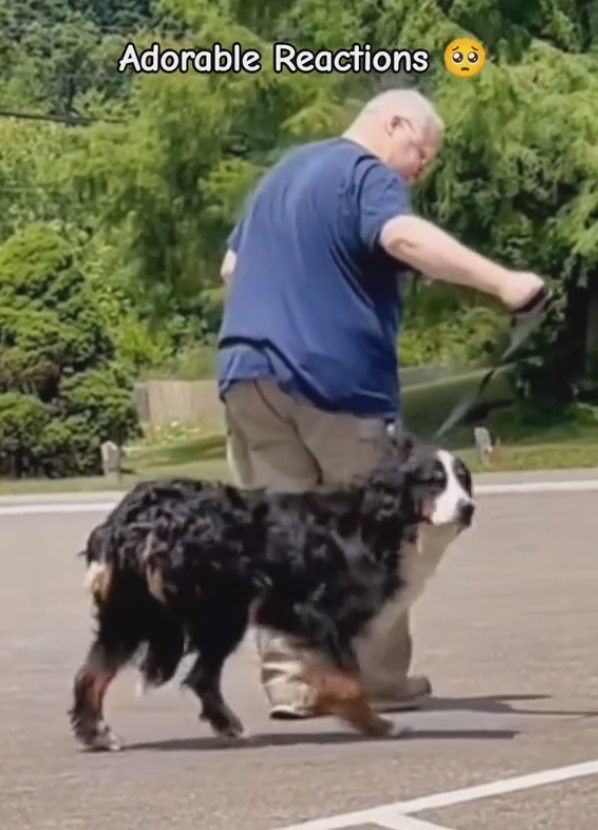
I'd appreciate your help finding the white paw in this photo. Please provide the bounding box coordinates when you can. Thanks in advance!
[388,722,411,738]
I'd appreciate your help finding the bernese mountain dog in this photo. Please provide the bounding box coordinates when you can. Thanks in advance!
[69,432,473,751]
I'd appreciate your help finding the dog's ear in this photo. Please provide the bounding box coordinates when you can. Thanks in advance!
[362,463,409,525]
[388,426,418,461]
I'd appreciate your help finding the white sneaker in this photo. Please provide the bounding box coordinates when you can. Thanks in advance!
[269,702,314,720]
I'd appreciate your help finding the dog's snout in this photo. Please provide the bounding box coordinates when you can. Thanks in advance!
[457,499,475,526]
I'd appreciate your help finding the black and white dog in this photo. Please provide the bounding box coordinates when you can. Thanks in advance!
[70,433,473,751]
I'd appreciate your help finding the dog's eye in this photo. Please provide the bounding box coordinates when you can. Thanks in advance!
[429,462,447,485]
[454,459,473,494]
[419,469,445,488]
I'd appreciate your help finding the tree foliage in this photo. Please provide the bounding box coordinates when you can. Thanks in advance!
[0,224,139,477]
[0,0,595,479]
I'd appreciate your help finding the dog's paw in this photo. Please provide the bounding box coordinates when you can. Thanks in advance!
[91,725,124,752]
[386,721,412,739]
[201,709,248,741]
[72,718,124,752]
[369,714,395,737]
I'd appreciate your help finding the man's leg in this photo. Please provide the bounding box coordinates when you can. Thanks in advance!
[225,383,430,716]
[357,610,432,708]
[294,403,431,712]
[223,381,322,719]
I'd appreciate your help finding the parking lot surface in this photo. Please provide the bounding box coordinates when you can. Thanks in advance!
[2,485,598,830]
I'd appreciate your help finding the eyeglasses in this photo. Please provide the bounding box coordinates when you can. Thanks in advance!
[393,116,429,164]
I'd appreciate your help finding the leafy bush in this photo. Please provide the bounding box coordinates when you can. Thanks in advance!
[399,284,508,368]
[0,224,140,478]
[0,394,51,477]
[401,365,516,438]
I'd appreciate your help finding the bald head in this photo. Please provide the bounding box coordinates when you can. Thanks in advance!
[344,89,443,183]
[357,89,443,134]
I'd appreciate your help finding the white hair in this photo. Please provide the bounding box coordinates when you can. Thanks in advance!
[356,89,443,136]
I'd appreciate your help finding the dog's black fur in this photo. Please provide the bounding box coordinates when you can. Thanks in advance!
[70,435,472,750]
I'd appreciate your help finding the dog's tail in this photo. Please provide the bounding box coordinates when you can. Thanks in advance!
[139,531,167,604]
[81,523,113,606]
[83,560,113,605]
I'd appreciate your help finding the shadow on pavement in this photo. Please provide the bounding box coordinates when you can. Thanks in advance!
[123,692,598,752]
[124,726,517,753]
[430,692,598,718]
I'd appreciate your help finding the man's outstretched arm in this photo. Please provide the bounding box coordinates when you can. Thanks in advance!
[379,214,545,311]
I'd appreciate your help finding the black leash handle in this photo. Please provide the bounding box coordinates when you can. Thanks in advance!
[434,286,551,438]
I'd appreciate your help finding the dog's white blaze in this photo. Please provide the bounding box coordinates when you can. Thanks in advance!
[135,678,149,698]
[356,448,471,681]
[429,449,472,526]
[355,523,458,682]
[83,561,108,594]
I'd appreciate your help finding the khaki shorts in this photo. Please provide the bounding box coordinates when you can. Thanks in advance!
[223,380,391,492]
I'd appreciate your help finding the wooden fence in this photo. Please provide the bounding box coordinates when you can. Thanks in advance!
[134,380,225,427]
[133,365,466,428]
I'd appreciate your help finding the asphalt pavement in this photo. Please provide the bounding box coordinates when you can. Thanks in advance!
[2,480,598,830]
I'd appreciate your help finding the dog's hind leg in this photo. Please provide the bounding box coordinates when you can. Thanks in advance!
[136,604,186,696]
[182,605,249,740]
[69,600,143,752]
[70,638,137,751]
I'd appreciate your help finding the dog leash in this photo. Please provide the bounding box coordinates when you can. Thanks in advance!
[434,286,552,438]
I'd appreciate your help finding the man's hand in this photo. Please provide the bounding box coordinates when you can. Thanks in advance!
[497,271,548,313]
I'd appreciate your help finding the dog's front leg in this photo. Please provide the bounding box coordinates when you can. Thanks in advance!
[292,607,394,738]
[299,644,394,737]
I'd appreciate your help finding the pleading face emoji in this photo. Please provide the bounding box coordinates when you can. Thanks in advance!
[444,39,486,78]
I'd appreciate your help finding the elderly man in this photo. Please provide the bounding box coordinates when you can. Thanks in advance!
[217,89,546,720]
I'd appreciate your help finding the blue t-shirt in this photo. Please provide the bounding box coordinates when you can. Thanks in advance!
[217,137,411,420]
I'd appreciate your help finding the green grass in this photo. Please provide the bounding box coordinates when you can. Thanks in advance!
[1,422,597,496]
[401,364,515,438]
[0,430,596,496]
[0,458,232,497]
[1,366,597,495]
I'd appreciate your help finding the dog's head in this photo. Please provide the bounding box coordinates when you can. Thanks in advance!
[396,433,474,529]
[369,431,474,531]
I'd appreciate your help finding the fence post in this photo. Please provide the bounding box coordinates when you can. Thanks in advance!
[100,441,123,484]
[473,426,494,468]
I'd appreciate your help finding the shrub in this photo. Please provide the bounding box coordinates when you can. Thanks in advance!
[399,301,508,368]
[0,224,140,478]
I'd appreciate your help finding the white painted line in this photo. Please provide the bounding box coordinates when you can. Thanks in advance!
[0,478,597,517]
[0,491,124,505]
[373,814,453,830]
[270,759,598,830]
[476,480,598,496]
[0,502,118,516]
[394,758,598,813]
[268,809,449,830]
[269,809,385,830]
